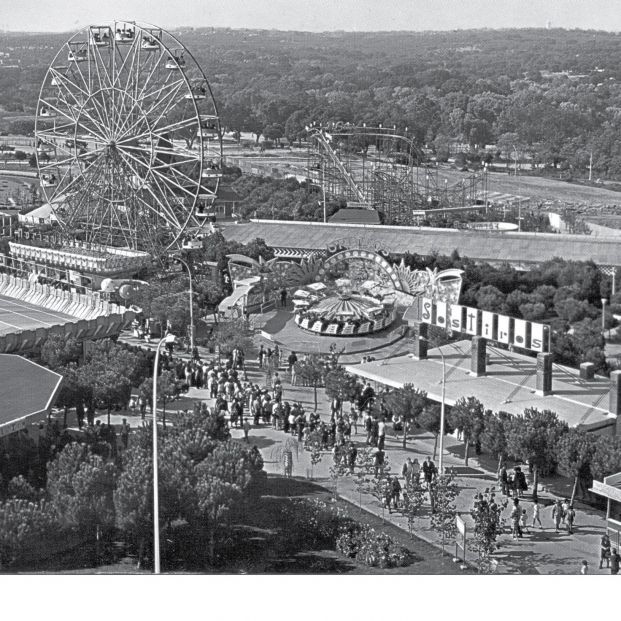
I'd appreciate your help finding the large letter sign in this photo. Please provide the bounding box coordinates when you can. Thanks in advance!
[419,298,548,353]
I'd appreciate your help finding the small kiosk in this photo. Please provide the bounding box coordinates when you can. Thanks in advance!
[590,472,621,549]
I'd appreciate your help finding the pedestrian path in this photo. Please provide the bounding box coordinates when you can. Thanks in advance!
[231,359,610,575]
[116,330,610,574]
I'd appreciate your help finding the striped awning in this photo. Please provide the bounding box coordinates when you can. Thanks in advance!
[273,247,327,259]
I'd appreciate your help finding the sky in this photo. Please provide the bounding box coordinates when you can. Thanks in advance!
[1,0,621,33]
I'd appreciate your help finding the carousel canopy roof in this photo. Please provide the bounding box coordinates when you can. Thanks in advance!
[310,294,383,321]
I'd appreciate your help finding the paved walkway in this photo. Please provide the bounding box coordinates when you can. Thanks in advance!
[115,330,611,575]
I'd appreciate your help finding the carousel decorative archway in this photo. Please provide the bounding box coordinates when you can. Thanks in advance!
[223,241,464,340]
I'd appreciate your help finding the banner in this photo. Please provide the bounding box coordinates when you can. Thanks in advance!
[464,308,480,335]
[497,314,511,344]
[449,304,464,332]
[418,300,548,353]
[435,301,447,328]
[513,319,527,348]
[531,323,545,352]
[481,311,496,340]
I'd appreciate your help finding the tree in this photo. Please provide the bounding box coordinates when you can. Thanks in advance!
[114,445,152,568]
[449,396,485,467]
[40,334,82,370]
[284,109,308,146]
[46,443,118,538]
[556,429,596,505]
[324,367,359,416]
[383,385,427,449]
[209,318,253,359]
[154,370,180,429]
[419,404,453,460]
[295,354,325,411]
[429,473,459,556]
[480,410,512,472]
[470,494,507,573]
[150,292,196,336]
[590,435,621,483]
[506,408,568,502]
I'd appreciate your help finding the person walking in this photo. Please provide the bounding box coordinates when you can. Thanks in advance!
[377,417,386,450]
[600,533,612,569]
[552,499,563,532]
[243,418,251,444]
[566,505,576,534]
[510,498,522,539]
[610,549,620,575]
[580,560,589,575]
[531,499,543,529]
[389,476,402,513]
[119,418,130,450]
[499,465,509,497]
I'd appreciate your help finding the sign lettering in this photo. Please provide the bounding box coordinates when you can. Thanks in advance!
[419,301,548,353]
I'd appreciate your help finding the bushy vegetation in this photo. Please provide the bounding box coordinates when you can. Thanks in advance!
[7,28,621,178]
[0,403,265,570]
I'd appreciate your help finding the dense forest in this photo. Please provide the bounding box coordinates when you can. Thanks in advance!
[4,28,621,176]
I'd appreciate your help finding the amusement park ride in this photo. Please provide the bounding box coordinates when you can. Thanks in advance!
[306,122,486,225]
[34,20,222,256]
[1,21,224,300]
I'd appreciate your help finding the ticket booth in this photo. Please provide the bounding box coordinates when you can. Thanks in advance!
[590,472,621,549]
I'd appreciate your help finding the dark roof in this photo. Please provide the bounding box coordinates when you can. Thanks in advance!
[329,208,381,225]
[0,354,63,436]
[221,220,621,267]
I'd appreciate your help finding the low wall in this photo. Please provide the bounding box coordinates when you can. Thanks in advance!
[0,274,136,353]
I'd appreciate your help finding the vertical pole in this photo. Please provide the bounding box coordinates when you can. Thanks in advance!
[152,338,162,575]
[188,264,194,353]
[322,161,327,223]
[438,346,446,475]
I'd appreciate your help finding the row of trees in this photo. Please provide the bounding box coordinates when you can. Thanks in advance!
[384,384,621,505]
[0,405,264,569]
[40,336,152,426]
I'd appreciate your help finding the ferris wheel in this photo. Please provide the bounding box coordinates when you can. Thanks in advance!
[35,21,222,253]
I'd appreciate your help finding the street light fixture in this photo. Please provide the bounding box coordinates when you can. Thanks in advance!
[152,332,175,575]
[602,298,608,335]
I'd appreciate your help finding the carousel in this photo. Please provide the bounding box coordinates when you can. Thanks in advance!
[293,279,395,336]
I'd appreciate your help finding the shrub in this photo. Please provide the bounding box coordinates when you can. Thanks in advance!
[336,524,411,568]
[0,499,61,568]
[279,498,350,547]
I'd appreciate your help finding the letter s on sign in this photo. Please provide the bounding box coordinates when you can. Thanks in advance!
[421,300,432,322]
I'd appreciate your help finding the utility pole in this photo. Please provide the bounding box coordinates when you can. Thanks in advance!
[322,159,327,223]
[589,151,593,182]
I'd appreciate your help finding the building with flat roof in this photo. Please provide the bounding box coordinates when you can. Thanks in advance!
[345,340,619,434]
[222,220,621,268]
[0,354,63,437]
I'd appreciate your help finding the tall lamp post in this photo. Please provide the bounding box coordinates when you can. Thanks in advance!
[436,345,447,475]
[152,333,175,575]
[174,256,195,353]
[602,298,608,335]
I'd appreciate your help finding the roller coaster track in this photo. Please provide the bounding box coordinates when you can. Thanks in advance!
[310,130,366,203]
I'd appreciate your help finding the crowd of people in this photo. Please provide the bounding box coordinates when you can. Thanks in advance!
[111,333,618,573]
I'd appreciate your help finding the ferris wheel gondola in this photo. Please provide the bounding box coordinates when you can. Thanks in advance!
[35,20,223,253]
